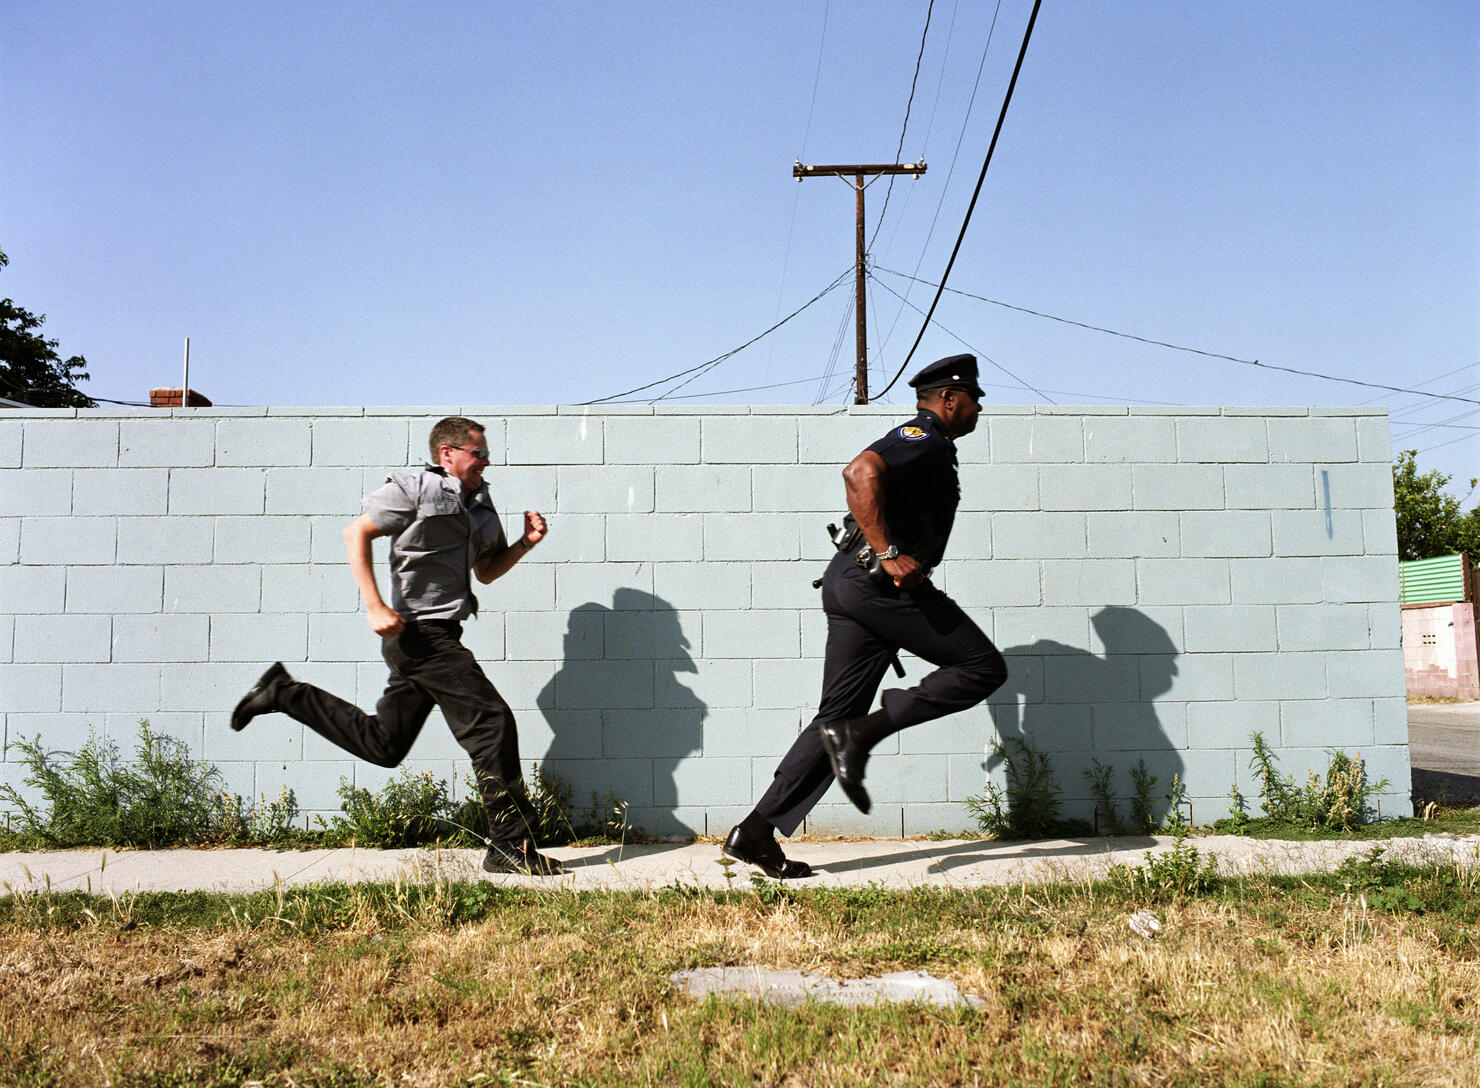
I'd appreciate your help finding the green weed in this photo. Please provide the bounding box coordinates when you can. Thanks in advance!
[1084,758,1121,834]
[1127,758,1158,834]
[1106,826,1221,903]
[0,722,298,849]
[967,736,1092,840]
[330,769,461,848]
[0,722,633,852]
[1218,731,1391,834]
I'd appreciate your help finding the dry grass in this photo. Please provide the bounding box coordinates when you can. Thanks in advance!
[1,874,1478,1087]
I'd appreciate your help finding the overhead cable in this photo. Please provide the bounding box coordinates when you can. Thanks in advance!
[874,0,1003,360]
[767,0,834,378]
[873,0,1043,401]
[1415,430,1480,455]
[655,268,851,404]
[867,0,935,253]
[599,373,847,404]
[871,273,1054,403]
[875,265,1262,365]
[815,292,856,404]
[1388,384,1480,423]
[875,266,1480,407]
[1359,362,1477,407]
[580,269,852,406]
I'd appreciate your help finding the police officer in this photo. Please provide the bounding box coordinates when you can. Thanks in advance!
[724,355,1009,878]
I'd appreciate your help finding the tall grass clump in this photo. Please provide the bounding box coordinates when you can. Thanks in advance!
[1106,825,1221,902]
[0,721,299,848]
[328,764,621,848]
[1222,730,1391,833]
[967,736,1092,839]
[331,769,462,848]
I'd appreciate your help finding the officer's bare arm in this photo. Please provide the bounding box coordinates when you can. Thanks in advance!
[843,451,923,588]
[473,510,548,584]
[842,451,892,553]
[344,514,405,636]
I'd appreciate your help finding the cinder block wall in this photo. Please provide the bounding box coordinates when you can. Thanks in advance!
[0,405,1410,837]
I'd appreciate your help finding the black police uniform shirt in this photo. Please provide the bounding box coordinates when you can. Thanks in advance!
[865,408,961,571]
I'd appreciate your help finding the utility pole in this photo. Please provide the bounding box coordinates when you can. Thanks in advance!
[794,160,926,403]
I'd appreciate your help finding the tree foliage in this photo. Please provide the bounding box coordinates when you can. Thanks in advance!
[1392,450,1480,561]
[0,247,94,408]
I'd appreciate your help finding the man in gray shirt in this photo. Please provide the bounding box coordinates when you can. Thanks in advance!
[231,416,560,875]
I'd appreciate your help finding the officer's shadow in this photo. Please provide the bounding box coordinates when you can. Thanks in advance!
[985,604,1182,832]
[813,606,1184,876]
[535,589,704,844]
[852,606,1179,877]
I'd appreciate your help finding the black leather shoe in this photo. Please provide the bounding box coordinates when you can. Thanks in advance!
[483,839,566,876]
[723,824,813,879]
[231,662,290,732]
[818,719,871,814]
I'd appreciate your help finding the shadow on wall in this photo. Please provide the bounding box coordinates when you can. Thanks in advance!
[535,589,705,837]
[989,606,1183,828]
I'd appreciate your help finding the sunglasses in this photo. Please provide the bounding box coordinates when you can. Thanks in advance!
[446,444,491,459]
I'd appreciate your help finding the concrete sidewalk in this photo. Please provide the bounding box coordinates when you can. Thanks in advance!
[3,832,1479,897]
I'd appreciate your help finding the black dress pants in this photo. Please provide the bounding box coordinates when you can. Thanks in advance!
[755,552,1008,836]
[274,619,539,842]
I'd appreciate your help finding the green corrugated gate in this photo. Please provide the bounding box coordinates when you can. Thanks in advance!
[1401,553,1473,604]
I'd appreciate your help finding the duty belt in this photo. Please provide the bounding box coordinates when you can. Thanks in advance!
[814,521,906,678]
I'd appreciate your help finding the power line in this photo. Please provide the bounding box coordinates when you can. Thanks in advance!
[871,272,1054,403]
[875,265,1262,365]
[600,372,847,404]
[1388,403,1480,440]
[874,0,1043,401]
[1392,421,1480,433]
[580,269,852,406]
[655,270,852,404]
[766,1,834,380]
[799,0,830,160]
[1389,384,1480,423]
[876,266,1480,407]
[1415,430,1480,456]
[867,0,934,253]
[1162,358,1478,407]
[815,291,855,405]
[1359,362,1477,407]
[874,0,1004,364]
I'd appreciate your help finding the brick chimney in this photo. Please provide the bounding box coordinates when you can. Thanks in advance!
[150,387,213,407]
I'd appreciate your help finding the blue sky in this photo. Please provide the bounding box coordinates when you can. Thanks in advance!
[4,0,1476,500]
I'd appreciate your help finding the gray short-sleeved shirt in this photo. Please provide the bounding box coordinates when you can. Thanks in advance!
[363,467,507,621]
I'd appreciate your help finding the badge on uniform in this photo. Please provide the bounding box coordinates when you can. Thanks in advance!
[898,425,928,441]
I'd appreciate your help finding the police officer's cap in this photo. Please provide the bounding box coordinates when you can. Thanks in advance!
[909,354,983,400]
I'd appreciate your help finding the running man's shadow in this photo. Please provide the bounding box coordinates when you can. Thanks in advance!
[987,606,1183,830]
[536,589,704,838]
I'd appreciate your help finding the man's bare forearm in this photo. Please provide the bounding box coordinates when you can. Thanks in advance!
[344,514,403,635]
[474,510,547,585]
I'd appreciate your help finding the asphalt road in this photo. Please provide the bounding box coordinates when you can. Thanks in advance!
[1408,701,1480,807]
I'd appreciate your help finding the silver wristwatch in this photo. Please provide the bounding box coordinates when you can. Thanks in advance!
[876,544,900,561]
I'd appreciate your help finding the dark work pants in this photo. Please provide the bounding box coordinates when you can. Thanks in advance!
[754,552,1008,836]
[274,619,539,842]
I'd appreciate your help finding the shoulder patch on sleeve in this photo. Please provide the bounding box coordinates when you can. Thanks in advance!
[897,425,929,442]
